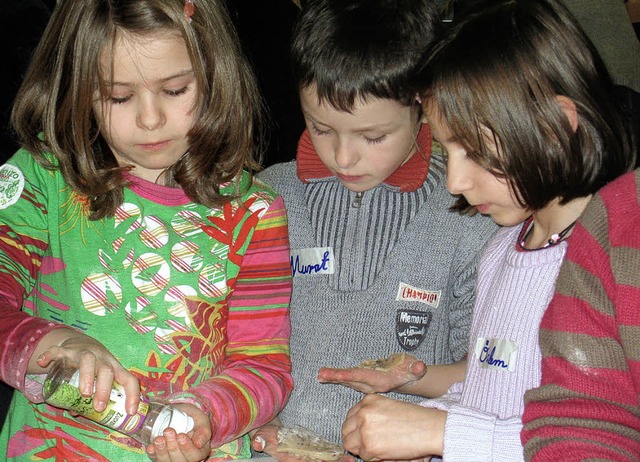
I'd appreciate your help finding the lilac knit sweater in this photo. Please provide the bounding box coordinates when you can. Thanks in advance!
[421,224,567,461]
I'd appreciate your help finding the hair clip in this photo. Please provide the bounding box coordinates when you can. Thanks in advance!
[184,0,195,23]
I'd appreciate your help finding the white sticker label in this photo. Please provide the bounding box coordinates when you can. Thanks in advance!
[474,337,518,372]
[396,282,441,308]
[0,164,25,209]
[290,247,334,276]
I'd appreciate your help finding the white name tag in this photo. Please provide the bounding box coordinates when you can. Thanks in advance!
[290,247,335,277]
[396,282,441,308]
[474,337,518,372]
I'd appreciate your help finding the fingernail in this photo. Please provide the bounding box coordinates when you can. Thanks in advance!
[197,435,208,448]
[254,435,266,451]
[178,434,187,444]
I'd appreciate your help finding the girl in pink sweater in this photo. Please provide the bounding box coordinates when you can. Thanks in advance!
[522,167,640,460]
[324,0,636,459]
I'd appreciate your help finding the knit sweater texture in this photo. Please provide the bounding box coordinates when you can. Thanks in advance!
[522,168,640,461]
[0,149,293,460]
[420,222,568,461]
[256,127,498,444]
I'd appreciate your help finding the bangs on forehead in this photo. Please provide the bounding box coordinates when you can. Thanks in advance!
[97,28,184,88]
[425,90,509,182]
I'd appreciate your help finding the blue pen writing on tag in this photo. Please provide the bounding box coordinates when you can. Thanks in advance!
[479,340,509,369]
[289,247,335,277]
[474,337,518,372]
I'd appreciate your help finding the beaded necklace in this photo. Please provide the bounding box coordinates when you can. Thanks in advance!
[518,216,576,250]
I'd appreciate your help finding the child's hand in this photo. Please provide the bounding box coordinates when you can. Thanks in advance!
[341,394,445,460]
[317,354,427,393]
[373,458,433,462]
[252,424,356,462]
[36,329,140,414]
[145,403,211,462]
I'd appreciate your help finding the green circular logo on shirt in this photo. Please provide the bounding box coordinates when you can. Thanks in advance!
[0,164,24,209]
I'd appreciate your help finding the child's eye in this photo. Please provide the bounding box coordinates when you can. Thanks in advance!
[110,95,132,104]
[164,87,189,97]
[365,135,386,145]
[310,124,330,136]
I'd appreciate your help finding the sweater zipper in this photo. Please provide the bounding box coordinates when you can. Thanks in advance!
[347,190,365,285]
[352,191,364,208]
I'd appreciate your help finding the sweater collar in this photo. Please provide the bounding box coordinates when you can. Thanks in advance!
[296,124,432,193]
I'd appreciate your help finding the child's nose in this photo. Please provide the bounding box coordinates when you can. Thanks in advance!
[334,139,357,169]
[446,159,473,195]
[137,97,166,131]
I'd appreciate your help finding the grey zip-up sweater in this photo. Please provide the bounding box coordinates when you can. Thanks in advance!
[257,128,498,445]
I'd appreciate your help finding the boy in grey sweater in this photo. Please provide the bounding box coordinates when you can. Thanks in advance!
[251,0,497,459]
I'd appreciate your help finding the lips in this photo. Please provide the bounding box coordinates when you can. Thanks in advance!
[138,140,171,151]
[335,172,364,182]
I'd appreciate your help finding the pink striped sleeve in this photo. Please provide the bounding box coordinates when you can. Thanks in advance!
[0,227,67,398]
[522,170,640,460]
[172,196,293,447]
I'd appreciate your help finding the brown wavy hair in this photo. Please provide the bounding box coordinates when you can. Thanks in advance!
[416,0,635,214]
[11,0,264,220]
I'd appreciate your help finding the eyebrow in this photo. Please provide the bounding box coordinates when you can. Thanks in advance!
[304,112,395,130]
[110,69,195,87]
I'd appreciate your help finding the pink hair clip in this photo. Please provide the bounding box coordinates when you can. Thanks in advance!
[184,0,195,23]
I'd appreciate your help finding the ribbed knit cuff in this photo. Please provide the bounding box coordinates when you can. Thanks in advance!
[444,404,525,461]
[444,404,496,461]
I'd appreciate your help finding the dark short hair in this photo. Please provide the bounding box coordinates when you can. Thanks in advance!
[418,0,635,212]
[292,0,441,111]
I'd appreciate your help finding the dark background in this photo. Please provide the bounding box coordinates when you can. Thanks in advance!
[0,0,304,167]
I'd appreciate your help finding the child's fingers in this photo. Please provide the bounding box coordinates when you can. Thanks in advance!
[407,359,427,380]
[176,432,211,461]
[112,366,140,414]
[147,429,210,462]
[91,361,115,411]
[251,424,280,453]
[36,352,55,368]
[339,455,357,462]
[253,434,267,452]
[317,367,356,384]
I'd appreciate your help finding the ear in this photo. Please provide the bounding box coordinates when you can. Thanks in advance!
[414,95,430,124]
[555,95,578,132]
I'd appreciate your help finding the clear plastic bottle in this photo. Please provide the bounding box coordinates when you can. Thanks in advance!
[43,359,194,445]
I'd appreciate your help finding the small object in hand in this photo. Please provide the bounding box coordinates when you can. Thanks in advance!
[357,352,406,371]
[277,426,345,461]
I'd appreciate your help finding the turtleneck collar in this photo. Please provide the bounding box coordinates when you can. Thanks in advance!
[295,124,432,193]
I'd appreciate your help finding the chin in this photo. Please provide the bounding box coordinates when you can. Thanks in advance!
[338,182,364,193]
[494,216,528,228]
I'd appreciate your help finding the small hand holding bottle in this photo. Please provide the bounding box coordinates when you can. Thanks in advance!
[145,402,212,462]
[35,328,140,414]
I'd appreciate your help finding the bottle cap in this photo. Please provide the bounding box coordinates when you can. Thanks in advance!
[169,408,195,434]
[151,406,195,439]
